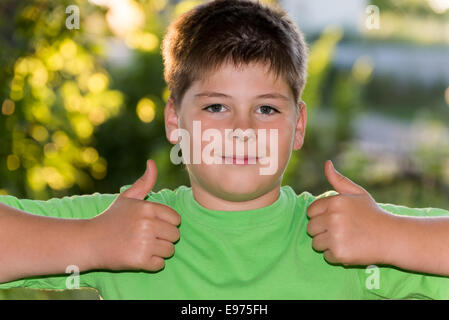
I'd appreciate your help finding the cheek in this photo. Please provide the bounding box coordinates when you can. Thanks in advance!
[177,122,224,164]
[265,118,296,151]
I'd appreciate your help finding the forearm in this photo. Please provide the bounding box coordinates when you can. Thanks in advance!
[385,214,449,276]
[0,203,97,283]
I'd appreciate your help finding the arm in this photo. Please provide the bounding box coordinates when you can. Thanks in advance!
[307,160,449,277]
[379,208,449,277]
[0,160,181,286]
[353,207,449,300]
[0,203,96,283]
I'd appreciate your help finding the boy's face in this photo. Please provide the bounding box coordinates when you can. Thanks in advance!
[165,61,306,203]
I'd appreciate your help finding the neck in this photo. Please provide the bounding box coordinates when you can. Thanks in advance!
[190,181,282,211]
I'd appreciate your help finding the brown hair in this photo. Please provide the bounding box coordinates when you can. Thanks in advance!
[161,0,308,107]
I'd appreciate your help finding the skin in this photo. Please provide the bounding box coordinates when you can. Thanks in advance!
[164,61,307,211]
[308,160,449,276]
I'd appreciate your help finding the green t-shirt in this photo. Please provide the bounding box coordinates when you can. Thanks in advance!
[1,185,449,299]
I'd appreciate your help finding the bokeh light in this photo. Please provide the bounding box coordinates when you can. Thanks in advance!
[1,99,15,115]
[136,97,156,123]
[427,0,449,13]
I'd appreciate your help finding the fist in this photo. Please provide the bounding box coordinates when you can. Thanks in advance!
[306,160,396,266]
[88,159,181,272]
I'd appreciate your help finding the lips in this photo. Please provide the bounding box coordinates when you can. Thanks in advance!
[221,155,259,164]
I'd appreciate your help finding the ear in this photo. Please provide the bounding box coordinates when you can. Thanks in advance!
[164,97,180,145]
[293,101,307,150]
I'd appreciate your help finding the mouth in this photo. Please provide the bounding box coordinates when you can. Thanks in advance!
[221,155,260,165]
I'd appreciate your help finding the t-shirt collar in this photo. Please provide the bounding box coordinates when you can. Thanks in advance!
[178,186,293,231]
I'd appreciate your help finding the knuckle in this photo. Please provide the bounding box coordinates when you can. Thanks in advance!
[139,219,155,235]
[144,202,157,217]
[167,208,181,224]
[324,250,337,264]
[128,250,148,269]
[306,208,313,218]
[323,250,331,262]
[307,200,318,216]
[151,257,165,270]
[311,237,319,250]
[175,213,182,225]
[174,227,181,241]
[306,222,311,235]
[330,196,345,210]
[333,248,349,264]
[329,224,342,242]
[329,212,345,232]
[167,243,175,256]
[306,221,314,236]
[329,211,341,226]
[306,202,314,214]
[328,239,350,264]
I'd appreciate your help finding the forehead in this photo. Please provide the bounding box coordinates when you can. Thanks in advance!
[188,60,292,99]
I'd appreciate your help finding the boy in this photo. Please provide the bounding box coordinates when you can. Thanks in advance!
[1,0,449,299]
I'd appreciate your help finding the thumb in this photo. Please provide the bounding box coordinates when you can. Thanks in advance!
[324,160,366,195]
[121,159,158,200]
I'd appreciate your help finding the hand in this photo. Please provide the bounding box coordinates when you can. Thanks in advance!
[306,160,397,266]
[87,159,181,271]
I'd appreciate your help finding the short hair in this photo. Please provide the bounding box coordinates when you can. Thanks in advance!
[161,0,308,108]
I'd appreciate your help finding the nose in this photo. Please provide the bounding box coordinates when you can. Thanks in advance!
[227,112,256,142]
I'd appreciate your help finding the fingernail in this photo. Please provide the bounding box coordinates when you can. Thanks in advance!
[145,160,150,173]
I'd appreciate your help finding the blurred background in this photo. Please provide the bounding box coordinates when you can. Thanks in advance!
[0,0,448,299]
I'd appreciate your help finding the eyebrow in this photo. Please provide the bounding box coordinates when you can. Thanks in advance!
[194,91,290,101]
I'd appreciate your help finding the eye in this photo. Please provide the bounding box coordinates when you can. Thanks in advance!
[257,105,279,115]
[203,104,227,113]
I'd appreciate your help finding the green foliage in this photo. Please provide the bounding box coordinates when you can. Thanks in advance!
[0,0,191,200]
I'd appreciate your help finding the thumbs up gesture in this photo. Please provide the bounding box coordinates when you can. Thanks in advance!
[87,159,181,272]
[307,160,397,266]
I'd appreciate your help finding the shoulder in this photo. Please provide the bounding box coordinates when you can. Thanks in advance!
[282,185,449,218]
[119,184,190,208]
[282,185,339,209]
[376,201,449,217]
[0,192,119,219]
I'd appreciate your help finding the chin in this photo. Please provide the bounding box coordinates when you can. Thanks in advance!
[208,172,277,202]
[216,186,264,202]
